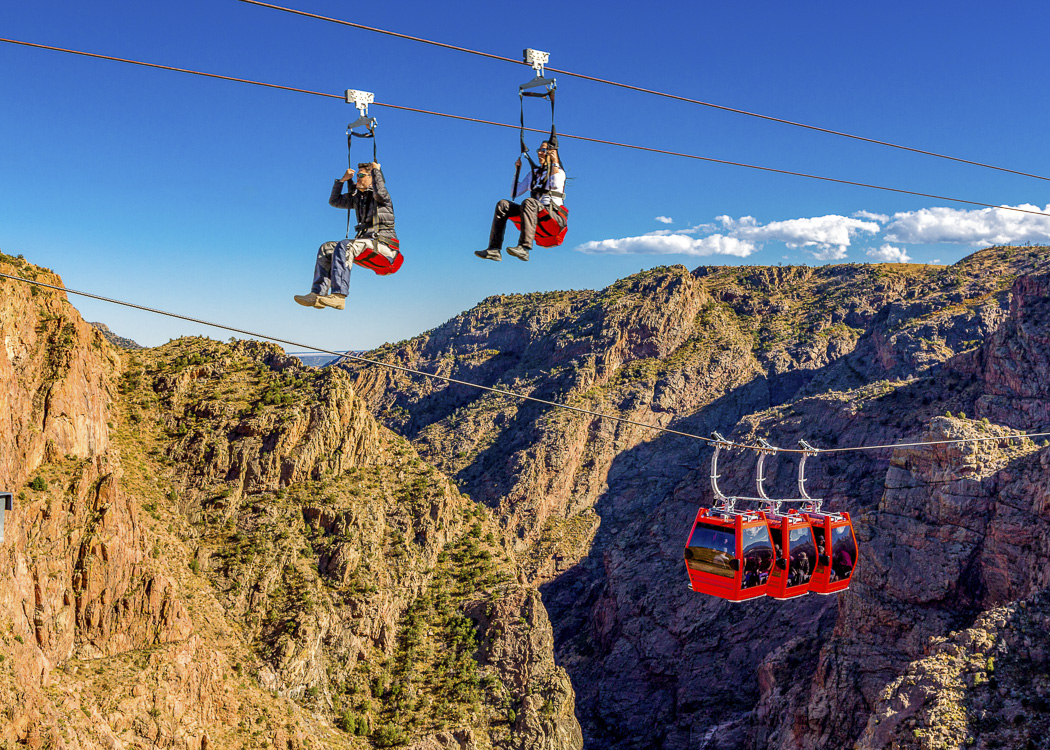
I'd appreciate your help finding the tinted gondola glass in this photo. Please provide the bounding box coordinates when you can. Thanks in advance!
[830,523,858,582]
[740,523,774,590]
[766,513,817,599]
[685,522,737,578]
[789,526,817,587]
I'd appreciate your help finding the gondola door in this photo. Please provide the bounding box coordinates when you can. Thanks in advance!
[805,511,859,594]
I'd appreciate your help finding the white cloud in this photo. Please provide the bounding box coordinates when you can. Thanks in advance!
[867,244,912,263]
[885,204,1050,246]
[722,214,880,259]
[575,232,757,257]
[575,213,878,260]
[573,204,1050,261]
[809,246,849,261]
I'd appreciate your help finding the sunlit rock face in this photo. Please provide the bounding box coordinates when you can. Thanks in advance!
[8,244,1050,748]
[0,254,581,749]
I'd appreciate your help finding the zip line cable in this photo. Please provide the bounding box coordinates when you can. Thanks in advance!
[0,37,342,99]
[377,100,1050,217]
[2,271,1049,458]
[235,0,1050,184]
[4,36,1050,220]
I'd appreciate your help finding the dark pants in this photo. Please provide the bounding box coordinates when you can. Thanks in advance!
[489,197,555,250]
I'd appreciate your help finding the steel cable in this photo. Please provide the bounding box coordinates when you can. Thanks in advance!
[235,0,1050,183]
[3,36,1049,219]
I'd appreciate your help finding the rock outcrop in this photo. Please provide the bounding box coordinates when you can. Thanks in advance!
[757,267,1050,749]
[0,254,582,748]
[856,589,1050,750]
[468,587,583,750]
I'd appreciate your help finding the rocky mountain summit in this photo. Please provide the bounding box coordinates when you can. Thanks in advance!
[4,244,1050,749]
[89,322,143,351]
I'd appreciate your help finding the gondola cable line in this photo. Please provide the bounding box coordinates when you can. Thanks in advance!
[0,273,1040,602]
[2,271,1048,458]
[3,36,1050,220]
[233,0,1050,184]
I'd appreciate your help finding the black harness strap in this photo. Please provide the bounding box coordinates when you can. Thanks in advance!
[516,82,560,198]
[345,130,354,240]
[342,121,379,297]
[346,123,377,239]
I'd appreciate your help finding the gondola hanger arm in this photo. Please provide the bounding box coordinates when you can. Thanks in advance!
[709,432,736,513]
[797,439,821,510]
[755,438,777,501]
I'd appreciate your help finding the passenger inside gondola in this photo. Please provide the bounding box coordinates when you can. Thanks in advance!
[831,524,857,580]
[788,526,817,586]
[770,527,784,562]
[740,524,774,589]
[814,527,826,556]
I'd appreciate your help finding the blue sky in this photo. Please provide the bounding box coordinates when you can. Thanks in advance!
[3,0,1050,350]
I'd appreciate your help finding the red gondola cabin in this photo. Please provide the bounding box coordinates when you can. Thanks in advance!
[765,511,818,599]
[804,511,858,594]
[684,508,775,601]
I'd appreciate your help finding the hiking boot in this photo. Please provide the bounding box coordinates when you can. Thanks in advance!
[475,247,502,261]
[506,245,530,261]
[316,293,346,310]
[294,292,324,308]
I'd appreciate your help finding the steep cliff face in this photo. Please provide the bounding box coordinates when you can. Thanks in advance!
[0,257,285,749]
[755,266,1050,750]
[348,245,1050,748]
[0,260,115,486]
[0,255,581,749]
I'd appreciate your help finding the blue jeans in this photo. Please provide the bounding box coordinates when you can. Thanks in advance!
[312,239,391,295]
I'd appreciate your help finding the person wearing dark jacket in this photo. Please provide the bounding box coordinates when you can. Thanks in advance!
[294,161,397,310]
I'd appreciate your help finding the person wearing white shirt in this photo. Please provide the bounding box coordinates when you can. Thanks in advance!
[476,141,566,262]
